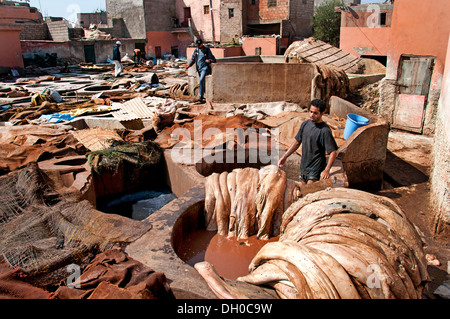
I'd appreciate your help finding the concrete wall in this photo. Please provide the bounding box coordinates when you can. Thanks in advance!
[106,0,146,38]
[206,61,315,105]
[431,34,450,232]
[21,39,146,64]
[144,0,176,32]
[21,40,71,60]
[330,96,389,190]
[0,26,24,71]
[219,0,244,43]
[77,12,108,28]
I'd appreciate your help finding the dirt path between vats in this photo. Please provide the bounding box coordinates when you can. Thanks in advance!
[376,130,449,298]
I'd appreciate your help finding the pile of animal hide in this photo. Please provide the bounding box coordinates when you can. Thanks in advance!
[236,188,429,299]
[204,165,302,240]
[311,63,350,112]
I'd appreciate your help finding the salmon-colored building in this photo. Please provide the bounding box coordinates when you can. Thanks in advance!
[339,0,450,135]
[339,3,393,63]
[0,2,44,72]
[0,25,24,71]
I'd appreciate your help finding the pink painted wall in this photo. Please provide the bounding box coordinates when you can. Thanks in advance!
[146,31,178,58]
[0,5,42,23]
[386,0,450,89]
[340,27,390,56]
[241,37,278,56]
[175,0,221,42]
[186,46,243,61]
[0,26,24,69]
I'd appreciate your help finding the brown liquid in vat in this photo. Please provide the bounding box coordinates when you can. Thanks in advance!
[178,229,278,280]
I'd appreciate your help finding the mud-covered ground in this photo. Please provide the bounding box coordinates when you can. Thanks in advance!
[377,129,449,298]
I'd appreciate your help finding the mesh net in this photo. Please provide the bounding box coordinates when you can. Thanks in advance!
[0,163,151,283]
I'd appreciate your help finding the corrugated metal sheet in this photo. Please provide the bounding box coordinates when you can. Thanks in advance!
[71,128,123,151]
[111,97,156,122]
[285,39,361,73]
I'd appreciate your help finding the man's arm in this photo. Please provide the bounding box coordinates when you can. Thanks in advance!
[278,140,301,168]
[320,150,337,180]
[186,49,197,69]
[206,48,216,64]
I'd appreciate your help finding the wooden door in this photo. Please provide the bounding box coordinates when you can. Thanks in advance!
[393,55,434,133]
[182,7,191,28]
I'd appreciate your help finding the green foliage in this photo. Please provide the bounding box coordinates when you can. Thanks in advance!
[311,0,342,48]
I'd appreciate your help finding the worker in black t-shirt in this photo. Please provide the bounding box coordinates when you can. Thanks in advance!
[278,99,338,185]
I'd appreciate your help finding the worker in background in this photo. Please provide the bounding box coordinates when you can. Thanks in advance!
[112,41,123,77]
[186,38,216,103]
[134,48,143,65]
[278,99,338,185]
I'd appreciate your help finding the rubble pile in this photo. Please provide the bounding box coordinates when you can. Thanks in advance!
[349,80,382,115]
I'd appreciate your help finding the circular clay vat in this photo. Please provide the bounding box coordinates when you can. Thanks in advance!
[172,198,278,281]
[24,84,52,88]
[69,81,94,85]
[82,85,112,92]
[125,185,279,299]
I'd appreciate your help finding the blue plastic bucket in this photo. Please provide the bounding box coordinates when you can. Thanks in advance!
[343,113,369,140]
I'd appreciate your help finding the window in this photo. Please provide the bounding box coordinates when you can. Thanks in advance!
[204,5,210,14]
[268,0,277,7]
[229,8,234,18]
[379,12,387,26]
[251,0,256,4]
[302,0,307,4]
[255,47,262,55]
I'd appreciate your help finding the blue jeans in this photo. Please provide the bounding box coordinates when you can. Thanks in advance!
[198,68,209,99]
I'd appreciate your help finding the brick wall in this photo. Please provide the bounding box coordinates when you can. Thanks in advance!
[287,0,314,38]
[20,23,49,40]
[47,20,70,41]
[247,0,289,22]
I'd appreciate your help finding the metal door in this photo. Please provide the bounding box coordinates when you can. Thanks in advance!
[84,45,96,64]
[393,55,434,133]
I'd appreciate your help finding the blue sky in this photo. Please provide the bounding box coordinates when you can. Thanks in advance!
[28,0,106,22]
[27,0,384,22]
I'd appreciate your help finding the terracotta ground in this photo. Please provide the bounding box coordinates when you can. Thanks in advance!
[377,129,449,298]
